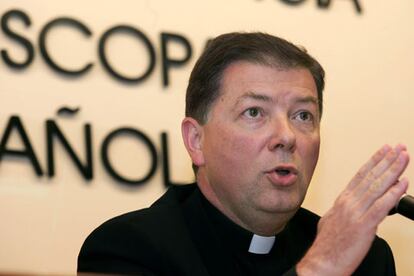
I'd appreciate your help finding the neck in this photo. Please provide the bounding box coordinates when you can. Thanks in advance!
[197,175,295,236]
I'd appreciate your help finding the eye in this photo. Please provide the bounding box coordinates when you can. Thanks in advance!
[243,107,262,119]
[294,111,314,122]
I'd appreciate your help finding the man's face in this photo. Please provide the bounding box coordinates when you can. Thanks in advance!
[196,61,320,227]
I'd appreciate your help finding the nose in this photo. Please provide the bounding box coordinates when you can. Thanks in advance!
[267,116,296,152]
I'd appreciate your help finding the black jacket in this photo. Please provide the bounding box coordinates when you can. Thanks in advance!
[78,184,396,275]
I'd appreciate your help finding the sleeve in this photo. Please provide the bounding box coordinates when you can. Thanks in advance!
[352,237,396,276]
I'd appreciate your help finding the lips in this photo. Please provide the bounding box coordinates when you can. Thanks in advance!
[265,165,298,186]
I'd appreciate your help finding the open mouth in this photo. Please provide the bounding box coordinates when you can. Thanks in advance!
[275,169,291,176]
[266,165,298,186]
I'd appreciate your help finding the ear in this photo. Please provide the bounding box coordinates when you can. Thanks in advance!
[181,117,205,167]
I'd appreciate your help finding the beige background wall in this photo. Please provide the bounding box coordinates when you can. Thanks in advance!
[0,0,413,275]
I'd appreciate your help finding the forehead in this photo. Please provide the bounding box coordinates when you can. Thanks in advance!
[218,61,318,104]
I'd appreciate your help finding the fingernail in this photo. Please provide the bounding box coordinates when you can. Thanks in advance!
[395,144,407,152]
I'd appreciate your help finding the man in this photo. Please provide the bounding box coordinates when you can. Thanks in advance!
[78,32,410,275]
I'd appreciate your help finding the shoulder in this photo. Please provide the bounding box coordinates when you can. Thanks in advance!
[78,184,201,275]
[290,207,320,236]
[84,183,196,242]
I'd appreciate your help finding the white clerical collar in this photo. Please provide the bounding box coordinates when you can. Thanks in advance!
[248,234,275,254]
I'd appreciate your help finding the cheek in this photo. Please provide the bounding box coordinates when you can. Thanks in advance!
[205,126,262,170]
[299,135,320,174]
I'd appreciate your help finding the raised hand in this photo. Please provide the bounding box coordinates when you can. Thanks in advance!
[297,144,410,275]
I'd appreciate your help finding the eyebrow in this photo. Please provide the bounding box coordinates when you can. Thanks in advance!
[293,96,319,106]
[234,91,274,107]
[235,92,319,106]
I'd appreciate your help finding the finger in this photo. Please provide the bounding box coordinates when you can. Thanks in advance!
[347,145,391,190]
[357,151,410,212]
[361,178,409,227]
[351,145,407,197]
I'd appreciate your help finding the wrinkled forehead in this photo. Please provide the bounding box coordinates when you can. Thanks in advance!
[202,62,318,123]
[218,61,317,102]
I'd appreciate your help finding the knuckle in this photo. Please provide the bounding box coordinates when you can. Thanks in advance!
[365,170,377,182]
[365,206,383,222]
[367,180,383,195]
[385,151,397,162]
[373,150,384,163]
[354,170,366,182]
[387,184,403,199]
[390,165,401,175]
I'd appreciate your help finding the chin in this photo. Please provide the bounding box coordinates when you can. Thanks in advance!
[259,190,304,212]
[259,200,301,215]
